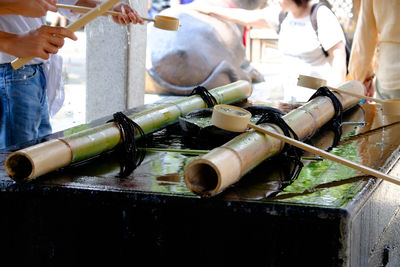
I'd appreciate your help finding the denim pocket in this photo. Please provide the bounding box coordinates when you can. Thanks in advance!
[8,65,38,82]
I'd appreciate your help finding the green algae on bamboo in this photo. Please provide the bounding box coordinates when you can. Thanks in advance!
[5,81,252,182]
[184,80,366,197]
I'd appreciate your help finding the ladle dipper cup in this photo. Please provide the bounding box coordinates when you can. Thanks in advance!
[211,104,400,186]
[297,75,400,116]
[11,2,179,70]
[55,4,180,31]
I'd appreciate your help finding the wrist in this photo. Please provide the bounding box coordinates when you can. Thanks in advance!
[0,31,18,55]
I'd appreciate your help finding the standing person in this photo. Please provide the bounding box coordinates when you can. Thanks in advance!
[192,0,347,102]
[348,0,400,100]
[0,1,144,149]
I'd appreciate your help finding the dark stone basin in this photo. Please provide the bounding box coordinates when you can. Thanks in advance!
[0,101,400,266]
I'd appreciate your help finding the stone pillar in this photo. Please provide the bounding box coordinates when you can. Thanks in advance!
[127,0,147,109]
[86,0,147,122]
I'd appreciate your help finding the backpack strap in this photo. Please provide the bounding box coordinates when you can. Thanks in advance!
[278,2,350,72]
[278,3,328,36]
[310,2,331,32]
[310,2,330,57]
[277,11,288,34]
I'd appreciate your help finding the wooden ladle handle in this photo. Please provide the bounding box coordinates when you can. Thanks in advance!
[297,74,385,104]
[247,123,400,185]
[325,86,385,104]
[56,4,155,21]
[56,4,178,30]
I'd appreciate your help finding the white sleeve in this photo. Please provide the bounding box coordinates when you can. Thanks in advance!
[316,5,346,51]
[262,4,281,32]
[58,0,80,21]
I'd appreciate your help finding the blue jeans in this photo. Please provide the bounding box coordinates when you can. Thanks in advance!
[0,63,52,149]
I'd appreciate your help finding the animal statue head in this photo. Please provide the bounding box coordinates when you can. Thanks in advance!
[146,0,267,95]
[230,0,267,9]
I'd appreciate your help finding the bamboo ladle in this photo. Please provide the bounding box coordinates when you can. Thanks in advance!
[56,4,179,31]
[297,74,400,116]
[211,104,400,186]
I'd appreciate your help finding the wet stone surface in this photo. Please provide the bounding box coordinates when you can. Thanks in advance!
[2,103,399,206]
[1,102,400,266]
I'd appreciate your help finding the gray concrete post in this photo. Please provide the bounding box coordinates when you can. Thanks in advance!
[86,0,146,122]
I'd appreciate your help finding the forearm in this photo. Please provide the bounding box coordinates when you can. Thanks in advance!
[348,0,377,82]
[329,41,347,86]
[0,30,17,56]
[0,1,15,15]
[208,7,270,28]
[0,0,57,17]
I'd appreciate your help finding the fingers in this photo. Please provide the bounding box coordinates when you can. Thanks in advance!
[118,14,130,25]
[42,0,58,13]
[48,34,65,48]
[42,26,78,41]
[33,25,76,59]
[112,4,144,25]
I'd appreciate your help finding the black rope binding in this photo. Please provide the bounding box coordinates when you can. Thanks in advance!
[189,86,218,108]
[109,112,146,177]
[256,110,304,182]
[308,86,344,151]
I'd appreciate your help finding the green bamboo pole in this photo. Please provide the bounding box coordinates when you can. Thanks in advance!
[184,80,366,197]
[5,81,252,182]
[138,148,209,155]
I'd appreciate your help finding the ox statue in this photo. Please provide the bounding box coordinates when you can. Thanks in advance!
[146,0,267,95]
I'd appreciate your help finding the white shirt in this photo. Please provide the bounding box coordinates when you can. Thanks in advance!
[278,5,345,101]
[279,5,345,83]
[0,0,79,64]
[0,0,79,116]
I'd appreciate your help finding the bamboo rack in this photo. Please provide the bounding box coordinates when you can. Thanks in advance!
[184,80,367,196]
[5,81,252,182]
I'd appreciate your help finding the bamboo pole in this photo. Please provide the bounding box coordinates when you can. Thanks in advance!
[184,80,367,197]
[5,81,252,182]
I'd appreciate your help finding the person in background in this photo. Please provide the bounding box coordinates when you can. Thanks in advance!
[192,0,347,102]
[348,0,400,100]
[0,1,144,149]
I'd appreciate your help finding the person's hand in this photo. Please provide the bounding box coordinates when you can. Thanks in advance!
[4,0,58,17]
[6,25,77,60]
[111,3,144,25]
[363,71,375,98]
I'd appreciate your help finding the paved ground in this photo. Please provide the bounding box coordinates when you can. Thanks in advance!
[50,30,86,133]
[51,30,285,133]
